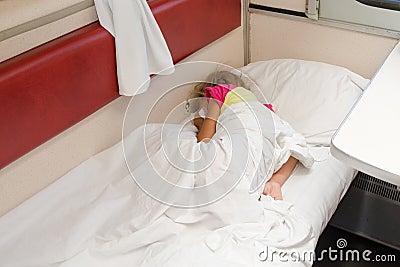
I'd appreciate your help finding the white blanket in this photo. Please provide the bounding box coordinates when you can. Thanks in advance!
[94,0,174,95]
[0,103,316,267]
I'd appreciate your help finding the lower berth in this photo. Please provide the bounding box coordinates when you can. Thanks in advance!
[0,59,368,267]
[0,139,354,267]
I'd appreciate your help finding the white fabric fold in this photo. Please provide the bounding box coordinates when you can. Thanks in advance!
[94,0,175,95]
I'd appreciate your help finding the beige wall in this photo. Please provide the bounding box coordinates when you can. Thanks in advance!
[251,0,306,12]
[0,0,92,32]
[0,26,244,217]
[0,5,97,62]
[250,12,398,79]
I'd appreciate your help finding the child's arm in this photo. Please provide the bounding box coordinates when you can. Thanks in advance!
[193,116,204,131]
[263,156,298,200]
[197,99,220,143]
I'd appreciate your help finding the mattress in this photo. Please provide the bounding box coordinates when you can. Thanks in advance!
[0,139,355,267]
[282,147,356,237]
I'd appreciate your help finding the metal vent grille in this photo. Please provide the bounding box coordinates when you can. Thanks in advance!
[352,172,400,203]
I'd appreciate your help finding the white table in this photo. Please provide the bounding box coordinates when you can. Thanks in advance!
[331,41,400,187]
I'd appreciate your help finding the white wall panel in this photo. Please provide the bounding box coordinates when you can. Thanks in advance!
[250,13,397,78]
[251,0,306,12]
[320,0,400,33]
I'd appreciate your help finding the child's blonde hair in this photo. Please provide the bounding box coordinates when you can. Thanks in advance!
[189,71,246,100]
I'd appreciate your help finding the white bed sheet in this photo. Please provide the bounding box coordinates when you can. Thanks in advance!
[282,147,356,237]
[0,138,355,267]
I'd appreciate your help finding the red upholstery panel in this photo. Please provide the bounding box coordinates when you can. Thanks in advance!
[150,0,242,62]
[0,24,119,169]
[0,0,241,169]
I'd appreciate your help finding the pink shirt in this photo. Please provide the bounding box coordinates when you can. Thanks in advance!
[204,84,274,112]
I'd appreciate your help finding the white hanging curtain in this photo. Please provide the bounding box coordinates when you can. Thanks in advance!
[94,0,175,96]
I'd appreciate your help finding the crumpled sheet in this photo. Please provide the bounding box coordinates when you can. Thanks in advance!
[0,102,316,267]
[94,0,174,95]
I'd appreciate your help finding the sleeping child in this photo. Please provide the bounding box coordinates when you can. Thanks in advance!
[188,71,314,200]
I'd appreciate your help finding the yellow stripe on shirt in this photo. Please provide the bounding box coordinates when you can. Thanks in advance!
[221,87,259,113]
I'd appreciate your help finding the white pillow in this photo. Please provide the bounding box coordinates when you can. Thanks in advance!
[240,59,369,146]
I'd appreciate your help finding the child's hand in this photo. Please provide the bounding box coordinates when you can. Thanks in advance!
[262,181,283,200]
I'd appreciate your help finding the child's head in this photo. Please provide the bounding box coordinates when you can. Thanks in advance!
[189,71,246,99]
